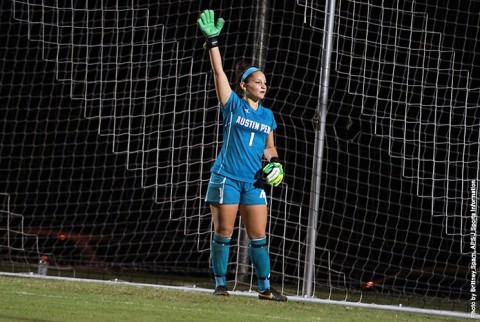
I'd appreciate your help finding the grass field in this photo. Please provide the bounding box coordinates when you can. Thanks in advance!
[0,275,471,322]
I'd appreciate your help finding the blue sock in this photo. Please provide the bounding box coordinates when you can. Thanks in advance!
[211,234,231,287]
[248,236,271,291]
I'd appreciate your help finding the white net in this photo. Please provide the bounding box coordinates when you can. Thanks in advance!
[1,0,478,313]
[329,0,479,304]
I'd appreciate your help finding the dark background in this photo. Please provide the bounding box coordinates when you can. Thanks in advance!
[0,0,478,304]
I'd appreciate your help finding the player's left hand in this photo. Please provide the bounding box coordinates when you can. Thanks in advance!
[263,158,284,187]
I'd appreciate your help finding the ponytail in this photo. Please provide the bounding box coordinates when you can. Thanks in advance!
[234,60,250,96]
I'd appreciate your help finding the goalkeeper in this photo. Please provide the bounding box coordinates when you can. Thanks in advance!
[198,9,286,301]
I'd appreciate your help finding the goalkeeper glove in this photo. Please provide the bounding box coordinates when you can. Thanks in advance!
[263,157,284,187]
[197,9,225,49]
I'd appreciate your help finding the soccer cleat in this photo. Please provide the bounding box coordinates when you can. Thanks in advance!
[213,285,229,296]
[258,287,287,302]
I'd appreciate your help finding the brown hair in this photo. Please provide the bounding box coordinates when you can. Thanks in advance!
[234,60,251,96]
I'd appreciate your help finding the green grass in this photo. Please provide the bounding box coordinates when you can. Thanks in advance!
[0,275,470,322]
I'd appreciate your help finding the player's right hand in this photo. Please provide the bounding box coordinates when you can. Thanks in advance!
[197,9,225,38]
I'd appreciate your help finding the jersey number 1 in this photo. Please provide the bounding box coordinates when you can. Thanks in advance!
[249,132,255,146]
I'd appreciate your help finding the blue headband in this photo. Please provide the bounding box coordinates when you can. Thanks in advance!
[241,67,261,82]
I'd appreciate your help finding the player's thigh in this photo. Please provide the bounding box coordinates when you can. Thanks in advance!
[239,204,268,239]
[211,204,239,237]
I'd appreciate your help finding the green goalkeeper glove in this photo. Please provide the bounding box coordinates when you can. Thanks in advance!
[197,10,225,49]
[263,157,284,187]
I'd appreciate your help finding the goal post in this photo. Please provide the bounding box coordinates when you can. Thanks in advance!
[303,0,337,298]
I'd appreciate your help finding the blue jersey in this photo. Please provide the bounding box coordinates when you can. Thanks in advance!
[211,92,277,183]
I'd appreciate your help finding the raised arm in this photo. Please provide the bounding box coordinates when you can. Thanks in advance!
[198,10,232,106]
[208,47,232,106]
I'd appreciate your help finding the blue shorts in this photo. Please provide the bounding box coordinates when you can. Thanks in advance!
[205,173,267,205]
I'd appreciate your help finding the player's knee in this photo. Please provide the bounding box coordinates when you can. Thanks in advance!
[246,231,267,240]
[214,228,233,238]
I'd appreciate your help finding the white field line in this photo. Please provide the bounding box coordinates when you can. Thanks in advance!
[0,272,475,320]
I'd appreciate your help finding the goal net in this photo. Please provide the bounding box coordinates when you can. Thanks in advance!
[1,0,478,314]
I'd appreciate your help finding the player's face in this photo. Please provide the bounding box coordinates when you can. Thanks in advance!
[243,71,267,101]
